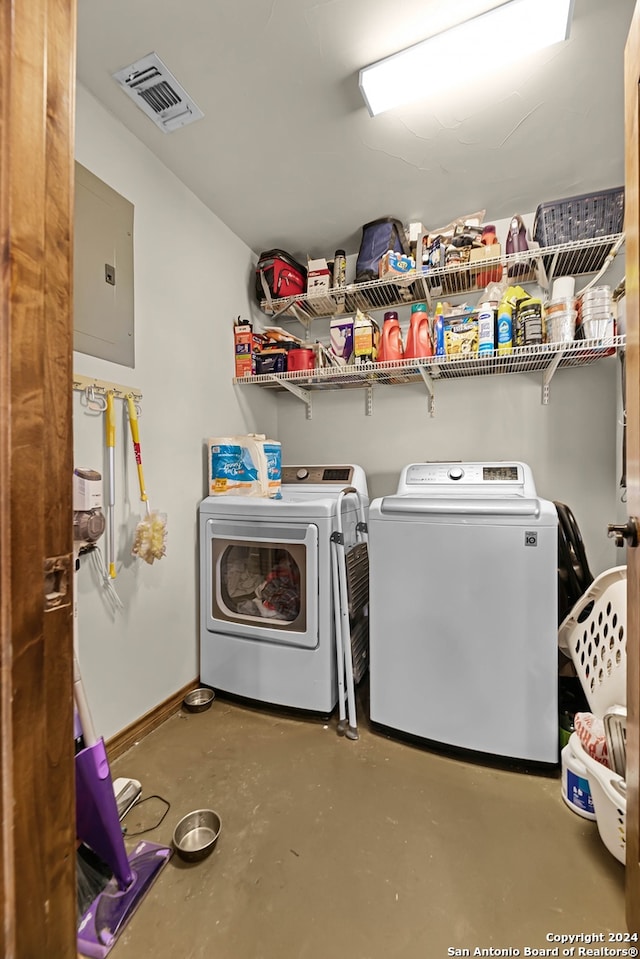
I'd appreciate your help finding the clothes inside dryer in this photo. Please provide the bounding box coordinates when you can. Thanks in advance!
[220,544,301,622]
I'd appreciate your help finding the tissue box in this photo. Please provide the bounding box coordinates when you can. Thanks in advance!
[307,257,332,295]
[330,316,354,365]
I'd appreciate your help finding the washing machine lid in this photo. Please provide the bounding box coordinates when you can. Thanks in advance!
[394,461,537,498]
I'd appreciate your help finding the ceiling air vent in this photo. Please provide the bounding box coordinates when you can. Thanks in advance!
[112,52,204,134]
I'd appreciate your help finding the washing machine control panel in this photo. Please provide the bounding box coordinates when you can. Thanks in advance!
[398,462,534,497]
[282,465,354,485]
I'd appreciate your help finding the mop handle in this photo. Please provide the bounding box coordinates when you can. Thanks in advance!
[73,652,98,748]
[106,392,116,579]
[126,394,149,508]
[73,566,98,747]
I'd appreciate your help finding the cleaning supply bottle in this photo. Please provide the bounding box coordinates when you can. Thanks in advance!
[477,302,495,356]
[497,299,513,355]
[405,303,433,359]
[433,302,445,357]
[377,311,404,363]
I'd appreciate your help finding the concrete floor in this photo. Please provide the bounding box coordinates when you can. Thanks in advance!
[110,690,626,959]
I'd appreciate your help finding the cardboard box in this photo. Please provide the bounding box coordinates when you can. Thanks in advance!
[353,310,380,364]
[234,322,263,377]
[469,244,503,286]
[444,317,479,356]
[330,316,354,365]
[307,257,331,295]
[379,251,415,278]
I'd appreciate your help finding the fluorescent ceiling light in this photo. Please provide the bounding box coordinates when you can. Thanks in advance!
[359,0,574,116]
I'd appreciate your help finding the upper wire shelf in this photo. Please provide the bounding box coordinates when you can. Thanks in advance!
[260,234,625,322]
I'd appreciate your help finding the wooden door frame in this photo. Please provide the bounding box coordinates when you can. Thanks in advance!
[1,1,77,956]
[625,1,640,935]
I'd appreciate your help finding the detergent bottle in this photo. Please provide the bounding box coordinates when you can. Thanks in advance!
[405,303,433,359]
[377,311,404,363]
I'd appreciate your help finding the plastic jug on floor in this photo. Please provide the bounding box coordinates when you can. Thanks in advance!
[404,303,432,359]
[378,311,404,363]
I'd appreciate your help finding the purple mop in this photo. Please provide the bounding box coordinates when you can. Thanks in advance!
[74,635,171,957]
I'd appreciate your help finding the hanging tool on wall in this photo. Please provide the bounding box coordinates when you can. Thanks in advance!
[105,391,117,579]
[126,394,167,564]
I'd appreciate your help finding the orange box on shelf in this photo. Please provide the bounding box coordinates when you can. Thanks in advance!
[234,321,263,377]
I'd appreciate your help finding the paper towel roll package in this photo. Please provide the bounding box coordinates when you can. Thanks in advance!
[207,434,282,498]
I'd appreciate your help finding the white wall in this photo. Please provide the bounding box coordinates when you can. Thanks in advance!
[74,84,277,739]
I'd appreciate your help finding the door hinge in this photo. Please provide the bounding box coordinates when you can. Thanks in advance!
[44,554,72,611]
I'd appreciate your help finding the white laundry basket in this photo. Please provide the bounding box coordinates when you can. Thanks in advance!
[569,732,626,864]
[558,566,626,714]
[558,567,627,864]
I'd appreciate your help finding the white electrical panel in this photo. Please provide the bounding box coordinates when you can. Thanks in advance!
[73,163,134,367]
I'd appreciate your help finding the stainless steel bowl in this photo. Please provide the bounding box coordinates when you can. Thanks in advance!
[183,687,215,712]
[172,808,221,862]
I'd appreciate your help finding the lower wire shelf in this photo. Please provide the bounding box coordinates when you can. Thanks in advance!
[234,335,625,417]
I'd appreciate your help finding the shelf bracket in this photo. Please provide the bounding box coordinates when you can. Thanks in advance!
[365,385,373,416]
[416,367,436,416]
[271,375,312,419]
[541,350,565,405]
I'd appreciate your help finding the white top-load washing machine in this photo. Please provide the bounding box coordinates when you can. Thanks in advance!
[199,465,368,713]
[368,462,558,764]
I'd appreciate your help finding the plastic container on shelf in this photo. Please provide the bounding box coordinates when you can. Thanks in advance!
[377,311,404,362]
[546,306,577,344]
[546,296,577,343]
[405,303,432,359]
[533,188,625,247]
[287,347,315,372]
[552,276,576,299]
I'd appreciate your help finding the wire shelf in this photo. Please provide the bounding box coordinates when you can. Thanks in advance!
[235,335,624,392]
[260,234,624,321]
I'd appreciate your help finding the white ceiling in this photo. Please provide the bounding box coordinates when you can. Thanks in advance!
[76,0,636,262]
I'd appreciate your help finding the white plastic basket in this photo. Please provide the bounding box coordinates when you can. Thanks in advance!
[558,566,627,715]
[569,732,626,865]
[559,567,627,864]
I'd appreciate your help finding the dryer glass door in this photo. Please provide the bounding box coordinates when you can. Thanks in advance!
[205,519,318,649]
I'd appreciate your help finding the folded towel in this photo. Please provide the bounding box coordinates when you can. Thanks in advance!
[574,712,609,767]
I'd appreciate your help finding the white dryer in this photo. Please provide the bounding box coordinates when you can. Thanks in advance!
[199,465,368,713]
[368,462,558,764]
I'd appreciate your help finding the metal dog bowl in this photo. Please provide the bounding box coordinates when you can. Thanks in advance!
[183,687,215,712]
[173,808,221,863]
